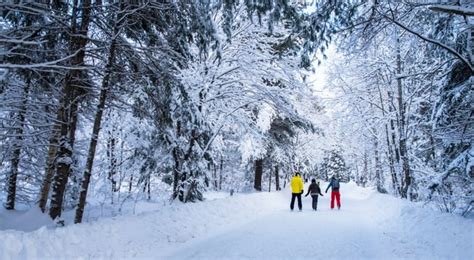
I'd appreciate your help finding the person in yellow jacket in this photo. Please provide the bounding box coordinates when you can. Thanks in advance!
[290,172,304,211]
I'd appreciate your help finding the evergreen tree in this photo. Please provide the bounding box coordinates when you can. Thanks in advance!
[320,149,348,182]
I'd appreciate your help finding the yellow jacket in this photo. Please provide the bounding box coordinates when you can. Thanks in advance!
[290,175,304,194]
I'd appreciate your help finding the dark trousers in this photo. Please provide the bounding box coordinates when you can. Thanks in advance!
[290,193,302,210]
[311,195,319,210]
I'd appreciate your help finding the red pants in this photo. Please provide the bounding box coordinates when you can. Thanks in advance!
[331,191,341,209]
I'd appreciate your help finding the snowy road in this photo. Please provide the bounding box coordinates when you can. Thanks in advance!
[1,182,472,259]
[163,184,472,259]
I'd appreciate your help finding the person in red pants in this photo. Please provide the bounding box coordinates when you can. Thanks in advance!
[325,176,341,209]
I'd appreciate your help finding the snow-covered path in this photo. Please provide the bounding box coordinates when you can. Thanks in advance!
[1,182,472,259]
[163,183,472,259]
[164,193,389,259]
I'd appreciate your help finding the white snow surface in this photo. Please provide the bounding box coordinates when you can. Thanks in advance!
[0,182,472,259]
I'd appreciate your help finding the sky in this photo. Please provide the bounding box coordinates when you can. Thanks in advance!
[309,44,337,99]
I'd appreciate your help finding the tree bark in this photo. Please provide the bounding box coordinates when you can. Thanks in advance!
[388,91,400,163]
[75,18,118,223]
[362,151,368,187]
[128,174,133,193]
[172,147,180,199]
[275,165,280,191]
[388,90,401,194]
[49,60,82,219]
[377,83,398,195]
[354,160,359,185]
[107,129,118,193]
[213,163,218,189]
[219,157,223,190]
[38,121,60,212]
[254,159,263,191]
[268,167,272,192]
[5,78,30,210]
[386,123,399,194]
[172,121,181,199]
[108,128,117,204]
[373,132,386,193]
[50,0,92,220]
[147,175,151,201]
[396,35,411,199]
[429,5,474,16]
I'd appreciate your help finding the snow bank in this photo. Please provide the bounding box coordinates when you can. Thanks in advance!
[0,207,54,232]
[0,191,283,259]
[354,191,473,259]
[381,195,472,259]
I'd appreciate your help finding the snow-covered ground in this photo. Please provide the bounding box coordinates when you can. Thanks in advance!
[0,182,472,259]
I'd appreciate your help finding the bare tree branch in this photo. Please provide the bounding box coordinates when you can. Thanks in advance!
[380,10,474,73]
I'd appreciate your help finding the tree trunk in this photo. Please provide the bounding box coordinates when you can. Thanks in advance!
[107,129,118,193]
[172,121,181,199]
[49,0,92,220]
[468,26,473,65]
[254,159,263,191]
[50,69,82,219]
[376,83,398,195]
[354,160,359,185]
[38,121,60,212]
[373,132,386,193]
[362,151,368,187]
[108,130,117,204]
[212,164,217,189]
[388,90,401,194]
[75,21,118,224]
[385,123,399,194]
[67,100,81,204]
[128,174,133,193]
[396,36,412,199]
[5,78,30,210]
[147,175,151,201]
[118,132,124,193]
[172,147,180,198]
[219,157,223,190]
[275,165,280,191]
[388,91,400,163]
[268,168,272,192]
[49,71,76,214]
[177,172,186,202]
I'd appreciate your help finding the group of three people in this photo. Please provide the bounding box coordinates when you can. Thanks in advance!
[290,172,341,211]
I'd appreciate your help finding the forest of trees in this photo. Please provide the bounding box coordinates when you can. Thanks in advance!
[323,0,473,215]
[0,0,472,225]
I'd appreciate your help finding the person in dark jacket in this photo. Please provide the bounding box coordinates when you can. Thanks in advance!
[325,175,341,210]
[305,179,323,210]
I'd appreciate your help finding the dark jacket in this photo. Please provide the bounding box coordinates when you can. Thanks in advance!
[305,183,323,197]
[325,178,340,193]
